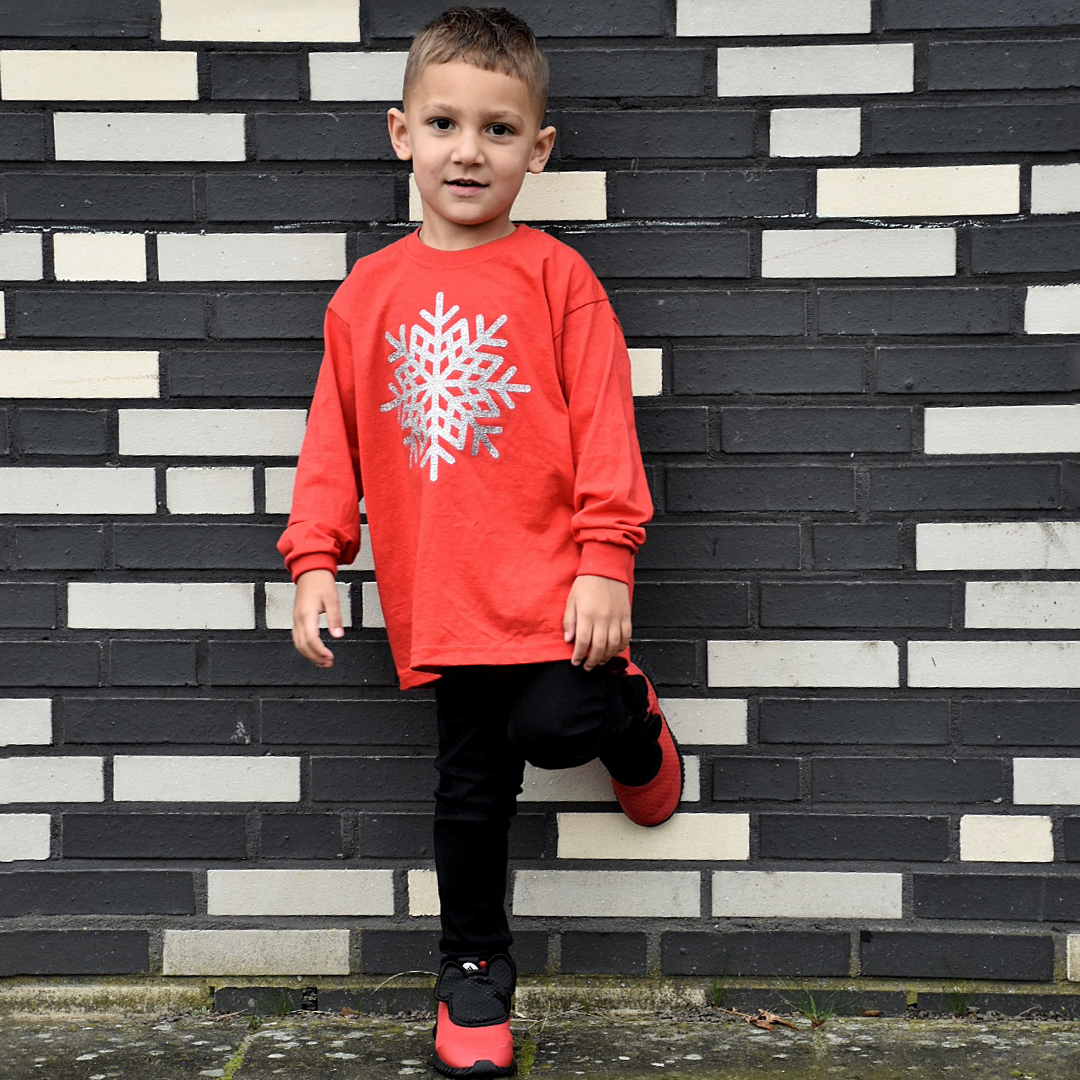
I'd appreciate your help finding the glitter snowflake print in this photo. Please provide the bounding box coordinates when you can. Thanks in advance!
[380,292,532,481]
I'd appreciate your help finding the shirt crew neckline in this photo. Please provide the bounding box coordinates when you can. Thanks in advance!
[402,223,532,268]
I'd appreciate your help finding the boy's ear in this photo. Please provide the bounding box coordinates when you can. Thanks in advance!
[528,123,557,175]
[387,107,412,161]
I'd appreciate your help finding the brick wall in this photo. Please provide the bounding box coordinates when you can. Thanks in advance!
[2,0,1080,993]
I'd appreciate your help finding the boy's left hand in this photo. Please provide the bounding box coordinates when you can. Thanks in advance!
[563,575,632,671]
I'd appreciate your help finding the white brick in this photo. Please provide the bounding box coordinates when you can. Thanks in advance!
[114,755,300,802]
[0,815,51,862]
[68,582,255,631]
[1026,284,1080,334]
[408,869,440,916]
[54,113,245,162]
[54,233,147,282]
[708,640,899,688]
[628,348,663,397]
[680,0,870,35]
[158,233,347,282]
[409,172,607,223]
[661,698,746,745]
[1070,935,1080,981]
[207,869,394,915]
[716,44,912,98]
[818,164,1019,217]
[712,871,902,919]
[161,0,360,42]
[0,351,158,399]
[926,404,1080,454]
[163,929,349,976]
[166,467,254,515]
[340,524,374,571]
[1015,759,1080,806]
[558,812,749,861]
[967,582,1080,630]
[0,757,103,804]
[1032,164,1080,215]
[762,228,954,278]
[0,468,156,514]
[120,409,306,457]
[0,699,52,747]
[918,522,1080,572]
[0,233,42,280]
[361,581,384,628]
[513,870,700,918]
[909,641,1080,689]
[264,466,297,515]
[265,580,351,630]
[0,292,5,338]
[770,108,860,159]
[960,815,1053,862]
[310,51,407,100]
[0,50,197,101]
[519,756,700,804]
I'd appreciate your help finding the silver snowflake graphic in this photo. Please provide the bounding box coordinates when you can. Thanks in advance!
[380,292,532,481]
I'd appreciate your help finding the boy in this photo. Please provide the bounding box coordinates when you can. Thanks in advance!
[278,8,683,1076]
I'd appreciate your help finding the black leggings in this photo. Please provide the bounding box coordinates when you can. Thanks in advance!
[433,659,654,958]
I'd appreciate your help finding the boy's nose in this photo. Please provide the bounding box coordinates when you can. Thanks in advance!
[452,131,483,164]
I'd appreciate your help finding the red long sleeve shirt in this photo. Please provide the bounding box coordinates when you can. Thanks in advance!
[278,225,652,689]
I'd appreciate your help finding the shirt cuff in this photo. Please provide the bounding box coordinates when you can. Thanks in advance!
[576,540,634,585]
[289,553,339,582]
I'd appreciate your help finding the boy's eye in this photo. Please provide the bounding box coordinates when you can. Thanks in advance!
[489,123,513,136]
[431,118,453,130]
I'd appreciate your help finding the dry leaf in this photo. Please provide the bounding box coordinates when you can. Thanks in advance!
[340,1006,359,1017]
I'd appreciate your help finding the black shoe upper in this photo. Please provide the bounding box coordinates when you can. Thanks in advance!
[435,954,516,1027]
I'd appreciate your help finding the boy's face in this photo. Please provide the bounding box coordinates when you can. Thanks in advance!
[388,61,555,250]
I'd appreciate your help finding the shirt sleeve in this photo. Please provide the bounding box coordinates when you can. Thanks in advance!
[276,306,363,581]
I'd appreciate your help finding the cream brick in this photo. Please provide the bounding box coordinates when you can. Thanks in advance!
[54,113,245,162]
[264,466,297,514]
[163,929,349,976]
[310,51,407,100]
[265,580,351,630]
[0,233,43,280]
[408,869,440,916]
[340,525,374,571]
[158,233,347,281]
[513,870,700,918]
[520,756,700,804]
[361,581,384,628]
[409,172,607,223]
[770,108,860,159]
[0,815,51,862]
[0,468,156,514]
[1026,284,1080,334]
[960,815,1053,862]
[1070,935,1080,981]
[0,757,103,804]
[909,641,1080,689]
[558,812,749,861]
[0,50,197,101]
[54,233,147,282]
[114,755,300,802]
[1015,759,1080,806]
[762,228,954,278]
[208,869,394,915]
[1032,164,1080,215]
[680,0,870,35]
[712,871,902,919]
[161,0,360,42]
[926,404,1080,454]
[0,350,159,399]
[120,409,306,457]
[708,640,899,688]
[166,467,254,515]
[716,44,912,98]
[68,582,255,631]
[967,582,1080,630]
[1,292,5,338]
[661,698,746,745]
[917,522,1080,572]
[629,348,663,397]
[0,699,52,747]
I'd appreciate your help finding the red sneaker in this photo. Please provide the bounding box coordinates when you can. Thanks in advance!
[610,661,684,827]
[431,955,516,1077]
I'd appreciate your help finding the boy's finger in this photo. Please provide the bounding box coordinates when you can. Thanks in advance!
[562,598,576,644]
[325,589,345,640]
[571,615,593,667]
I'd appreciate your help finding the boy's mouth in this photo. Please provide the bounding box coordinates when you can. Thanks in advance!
[446,179,487,189]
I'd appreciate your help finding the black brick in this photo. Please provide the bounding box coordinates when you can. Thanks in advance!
[637,524,800,571]
[1064,818,1080,861]
[559,110,753,161]
[114,525,285,569]
[759,813,950,861]
[357,813,544,858]
[109,640,197,687]
[722,408,912,454]
[915,874,1080,921]
[869,465,1058,511]
[633,639,701,687]
[612,170,809,219]
[813,525,902,571]
[870,104,1080,153]
[971,223,1080,274]
[0,584,56,628]
[917,991,1080,1019]
[14,291,205,339]
[168,350,321,397]
[667,466,854,512]
[635,406,710,453]
[0,642,99,686]
[205,174,395,222]
[884,1,1080,29]
[62,814,247,859]
[15,526,105,570]
[215,987,304,1016]
[209,641,397,687]
[0,114,45,160]
[0,871,194,916]
[216,293,330,340]
[812,758,1002,804]
[63,697,249,744]
[561,932,646,975]
[615,290,805,337]
[0,0,154,36]
[876,345,1080,394]
[673,348,865,395]
[559,229,750,279]
[760,699,950,745]
[548,50,707,98]
[361,930,435,973]
[760,583,952,629]
[211,53,301,100]
[819,288,1011,336]
[634,582,749,628]
[5,174,195,222]
[253,113,395,160]
[929,40,1080,90]
[713,757,800,801]
[262,698,435,747]
[19,409,108,456]
[0,931,148,975]
[662,931,849,977]
[312,756,434,802]
[860,931,1053,981]
[962,700,1080,746]
[261,814,343,859]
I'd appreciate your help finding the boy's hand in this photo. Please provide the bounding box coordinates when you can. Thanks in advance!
[292,568,345,668]
[563,575,632,671]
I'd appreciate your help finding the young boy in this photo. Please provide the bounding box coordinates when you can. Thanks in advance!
[278,8,683,1075]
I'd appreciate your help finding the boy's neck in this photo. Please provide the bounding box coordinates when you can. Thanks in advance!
[417,217,518,251]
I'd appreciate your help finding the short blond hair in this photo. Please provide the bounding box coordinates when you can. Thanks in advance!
[403,6,548,121]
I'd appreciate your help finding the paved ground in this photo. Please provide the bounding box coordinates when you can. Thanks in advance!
[5,1009,1080,1079]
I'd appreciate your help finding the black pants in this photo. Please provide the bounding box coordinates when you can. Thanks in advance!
[433,659,654,959]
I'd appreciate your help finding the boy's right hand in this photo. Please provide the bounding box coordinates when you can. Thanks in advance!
[292,568,345,668]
